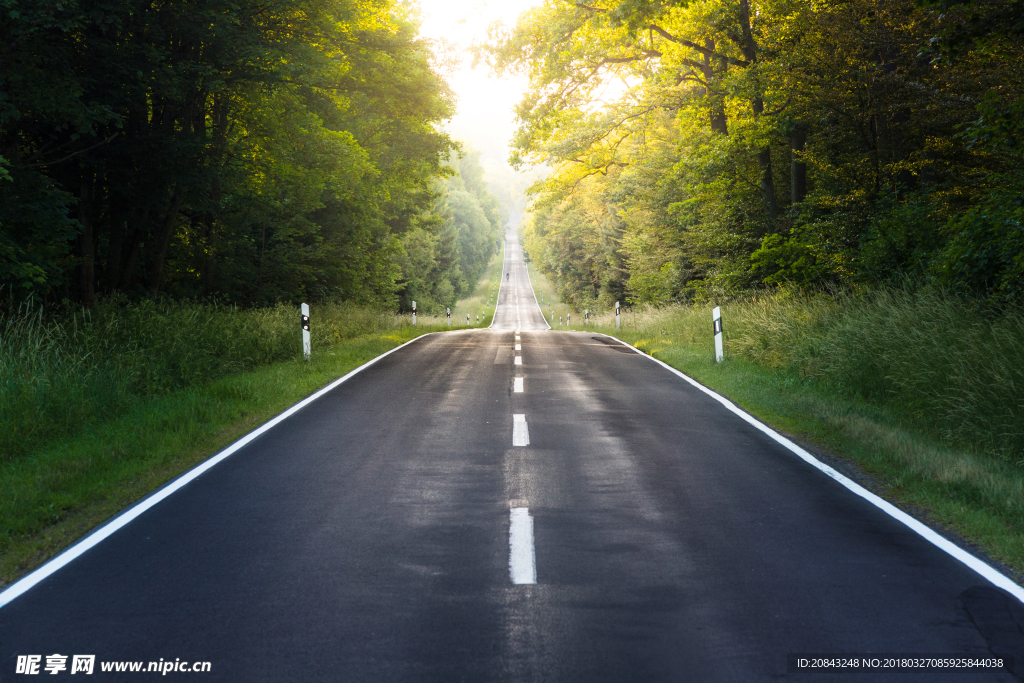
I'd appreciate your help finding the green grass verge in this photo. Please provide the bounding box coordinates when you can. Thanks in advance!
[0,325,457,589]
[525,262,573,327]
[451,246,504,327]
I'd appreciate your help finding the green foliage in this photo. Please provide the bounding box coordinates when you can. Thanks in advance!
[487,0,1024,306]
[930,176,1024,299]
[396,149,504,314]
[0,170,79,290]
[0,0,456,307]
[749,232,832,287]
[858,199,941,284]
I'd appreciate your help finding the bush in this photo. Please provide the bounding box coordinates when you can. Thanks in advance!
[930,175,1024,300]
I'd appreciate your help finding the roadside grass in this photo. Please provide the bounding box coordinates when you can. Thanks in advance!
[525,264,572,327]
[451,246,504,327]
[0,303,465,588]
[0,299,460,464]
[576,293,1024,575]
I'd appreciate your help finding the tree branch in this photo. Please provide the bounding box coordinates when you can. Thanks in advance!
[763,96,793,117]
[19,134,121,169]
[648,25,750,67]
[565,160,631,192]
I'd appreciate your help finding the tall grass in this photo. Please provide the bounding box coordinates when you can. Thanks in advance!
[451,247,504,326]
[0,298,437,462]
[590,288,1024,463]
[527,264,573,326]
[731,289,1024,462]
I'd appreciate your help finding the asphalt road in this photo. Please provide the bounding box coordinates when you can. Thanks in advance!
[492,232,549,331]
[2,231,1023,682]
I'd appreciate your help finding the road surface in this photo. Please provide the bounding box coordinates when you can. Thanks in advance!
[2,231,1022,681]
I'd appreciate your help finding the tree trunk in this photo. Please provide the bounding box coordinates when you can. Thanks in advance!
[921,149,935,191]
[757,141,779,219]
[874,51,914,196]
[117,206,149,291]
[76,177,96,307]
[703,39,728,135]
[105,213,126,291]
[200,93,229,296]
[791,126,807,205]
[739,0,778,219]
[892,110,914,196]
[147,189,184,293]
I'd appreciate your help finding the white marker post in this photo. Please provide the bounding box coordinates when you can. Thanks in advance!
[713,306,724,362]
[616,301,621,329]
[300,303,311,361]
[446,307,451,326]
[411,300,417,325]
[467,314,470,325]
[584,309,589,326]
[567,313,570,326]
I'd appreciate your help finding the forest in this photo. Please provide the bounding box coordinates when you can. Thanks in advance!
[484,0,1024,308]
[0,0,502,313]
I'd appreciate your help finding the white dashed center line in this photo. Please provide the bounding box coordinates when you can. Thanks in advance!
[509,507,536,585]
[512,414,529,446]
[514,356,522,366]
[514,377,524,393]
[515,343,522,351]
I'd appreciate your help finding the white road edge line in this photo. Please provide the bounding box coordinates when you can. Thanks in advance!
[514,377,524,393]
[488,237,509,329]
[603,334,1024,604]
[0,333,437,611]
[509,507,537,585]
[513,413,530,447]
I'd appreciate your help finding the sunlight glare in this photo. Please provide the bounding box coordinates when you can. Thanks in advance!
[416,0,541,167]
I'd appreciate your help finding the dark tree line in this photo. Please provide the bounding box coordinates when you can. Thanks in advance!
[0,0,501,310]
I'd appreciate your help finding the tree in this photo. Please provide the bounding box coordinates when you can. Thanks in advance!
[0,0,457,307]
[487,0,1024,302]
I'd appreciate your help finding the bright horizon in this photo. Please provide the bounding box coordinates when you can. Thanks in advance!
[416,0,545,226]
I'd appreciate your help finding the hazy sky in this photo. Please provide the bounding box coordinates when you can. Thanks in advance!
[416,0,542,183]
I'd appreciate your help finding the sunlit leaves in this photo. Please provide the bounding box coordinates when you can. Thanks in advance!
[493,0,1024,303]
